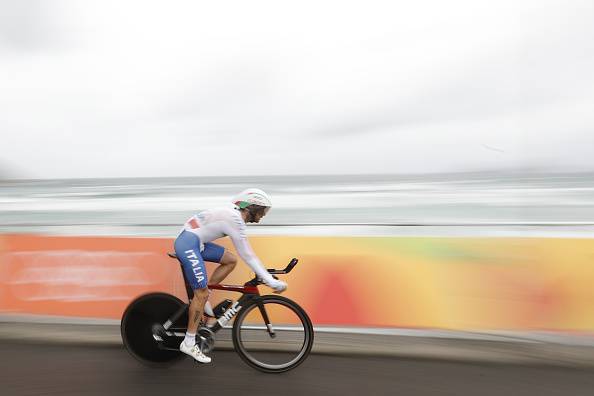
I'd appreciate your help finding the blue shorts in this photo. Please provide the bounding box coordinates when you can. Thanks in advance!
[174,230,225,289]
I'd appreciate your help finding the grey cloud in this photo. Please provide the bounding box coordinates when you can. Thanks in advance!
[311,29,594,140]
[308,112,419,138]
[0,1,71,51]
[160,64,278,120]
[3,1,594,179]
[0,158,25,179]
[308,5,594,139]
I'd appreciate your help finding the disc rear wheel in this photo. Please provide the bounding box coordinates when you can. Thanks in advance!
[121,293,188,367]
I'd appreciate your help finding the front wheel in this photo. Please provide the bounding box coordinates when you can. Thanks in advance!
[232,295,314,373]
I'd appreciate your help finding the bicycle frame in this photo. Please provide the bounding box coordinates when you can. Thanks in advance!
[159,253,297,342]
[160,284,257,334]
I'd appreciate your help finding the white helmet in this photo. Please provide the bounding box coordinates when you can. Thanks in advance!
[232,188,272,209]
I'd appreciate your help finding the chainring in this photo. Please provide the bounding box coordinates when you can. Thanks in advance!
[198,327,216,354]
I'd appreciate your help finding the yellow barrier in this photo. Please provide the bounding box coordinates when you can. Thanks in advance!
[1,234,593,331]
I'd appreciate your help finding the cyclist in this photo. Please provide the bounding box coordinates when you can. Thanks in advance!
[174,188,287,363]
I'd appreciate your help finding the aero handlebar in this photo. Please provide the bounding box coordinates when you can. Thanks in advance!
[267,258,298,275]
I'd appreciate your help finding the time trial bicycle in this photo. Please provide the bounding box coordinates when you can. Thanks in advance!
[121,254,314,373]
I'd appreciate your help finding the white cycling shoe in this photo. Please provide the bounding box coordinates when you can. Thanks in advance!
[180,341,212,364]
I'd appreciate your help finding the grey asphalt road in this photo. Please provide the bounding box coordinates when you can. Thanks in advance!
[1,341,594,396]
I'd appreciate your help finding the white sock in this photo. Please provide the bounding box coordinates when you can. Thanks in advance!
[184,332,196,347]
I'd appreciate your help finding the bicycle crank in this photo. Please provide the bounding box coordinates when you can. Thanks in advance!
[198,327,216,354]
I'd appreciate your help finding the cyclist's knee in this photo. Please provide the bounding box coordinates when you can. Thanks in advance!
[221,251,237,268]
[193,288,209,300]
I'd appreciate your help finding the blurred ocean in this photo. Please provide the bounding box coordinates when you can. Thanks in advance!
[1,171,594,237]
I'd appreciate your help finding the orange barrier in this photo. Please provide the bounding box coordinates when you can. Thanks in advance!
[1,234,594,331]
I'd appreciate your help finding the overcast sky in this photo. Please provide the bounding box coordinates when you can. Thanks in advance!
[1,0,593,179]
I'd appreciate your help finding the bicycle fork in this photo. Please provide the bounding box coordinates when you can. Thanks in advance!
[257,300,276,338]
[208,295,276,338]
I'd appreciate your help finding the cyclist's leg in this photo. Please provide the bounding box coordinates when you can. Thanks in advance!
[174,231,212,363]
[203,243,236,285]
[174,231,210,335]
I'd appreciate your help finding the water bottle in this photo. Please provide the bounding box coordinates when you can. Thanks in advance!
[212,299,233,318]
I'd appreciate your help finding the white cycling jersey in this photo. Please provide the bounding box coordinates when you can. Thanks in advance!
[179,204,276,285]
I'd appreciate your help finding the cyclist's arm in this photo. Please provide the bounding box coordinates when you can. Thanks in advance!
[227,215,277,286]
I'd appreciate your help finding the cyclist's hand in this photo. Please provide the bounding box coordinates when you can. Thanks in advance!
[269,279,287,294]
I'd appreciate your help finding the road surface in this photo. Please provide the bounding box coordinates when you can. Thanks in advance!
[1,341,594,396]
